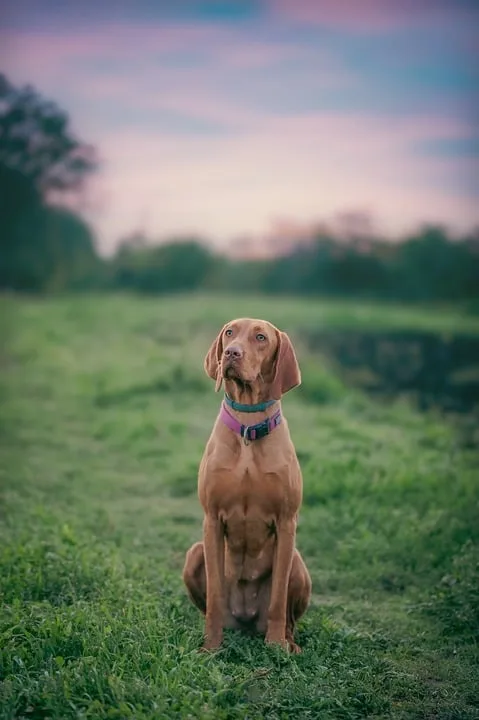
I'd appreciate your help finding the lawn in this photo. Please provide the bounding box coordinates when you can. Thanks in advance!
[0,294,478,719]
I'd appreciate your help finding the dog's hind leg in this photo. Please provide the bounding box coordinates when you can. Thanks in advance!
[183,542,206,614]
[285,551,312,653]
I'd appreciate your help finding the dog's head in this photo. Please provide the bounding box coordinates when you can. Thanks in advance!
[204,317,301,400]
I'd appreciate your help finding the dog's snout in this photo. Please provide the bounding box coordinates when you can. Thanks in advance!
[224,345,243,360]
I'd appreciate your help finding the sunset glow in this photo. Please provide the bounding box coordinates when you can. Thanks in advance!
[1,0,478,253]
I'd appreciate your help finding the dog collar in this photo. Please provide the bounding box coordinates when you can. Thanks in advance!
[219,402,282,445]
[224,393,277,413]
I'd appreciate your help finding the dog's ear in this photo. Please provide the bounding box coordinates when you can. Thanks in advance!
[270,330,301,399]
[204,324,226,392]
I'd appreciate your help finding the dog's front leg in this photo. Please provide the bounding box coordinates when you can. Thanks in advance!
[266,516,296,649]
[202,514,225,650]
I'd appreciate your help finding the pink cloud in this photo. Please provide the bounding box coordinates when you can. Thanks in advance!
[0,22,299,86]
[0,19,354,85]
[1,18,477,254]
[0,23,219,64]
[267,0,477,32]
[0,23,356,141]
[80,110,478,253]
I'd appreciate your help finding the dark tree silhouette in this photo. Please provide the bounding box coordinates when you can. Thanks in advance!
[0,73,98,291]
[0,73,96,196]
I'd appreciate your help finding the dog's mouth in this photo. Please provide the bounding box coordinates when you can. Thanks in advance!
[222,363,260,391]
[223,362,242,380]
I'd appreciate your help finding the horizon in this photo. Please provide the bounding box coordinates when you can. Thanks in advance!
[1,0,478,254]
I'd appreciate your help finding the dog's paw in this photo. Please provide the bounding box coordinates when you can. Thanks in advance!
[200,634,223,652]
[265,633,288,650]
[287,640,302,654]
[199,645,217,653]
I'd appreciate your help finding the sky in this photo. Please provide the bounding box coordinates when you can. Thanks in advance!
[1,0,478,254]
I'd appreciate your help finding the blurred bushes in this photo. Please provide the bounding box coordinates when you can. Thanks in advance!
[106,236,215,294]
[100,225,479,304]
[2,202,100,292]
[4,209,479,304]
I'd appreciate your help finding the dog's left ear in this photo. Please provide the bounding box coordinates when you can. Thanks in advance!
[204,324,226,392]
[270,330,301,399]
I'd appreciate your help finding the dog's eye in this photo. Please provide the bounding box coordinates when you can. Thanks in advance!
[225,328,233,336]
[256,333,266,341]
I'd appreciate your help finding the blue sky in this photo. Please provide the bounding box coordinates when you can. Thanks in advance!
[1,0,478,253]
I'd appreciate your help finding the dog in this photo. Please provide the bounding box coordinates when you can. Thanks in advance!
[183,317,311,652]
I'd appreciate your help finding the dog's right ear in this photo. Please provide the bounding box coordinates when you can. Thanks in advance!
[204,324,226,392]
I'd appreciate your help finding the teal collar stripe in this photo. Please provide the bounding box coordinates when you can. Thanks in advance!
[224,394,277,413]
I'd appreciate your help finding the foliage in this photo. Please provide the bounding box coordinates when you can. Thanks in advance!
[0,73,96,195]
[103,225,479,303]
[0,74,98,292]
[2,204,100,292]
[256,227,479,302]
[109,236,216,293]
[1,294,478,719]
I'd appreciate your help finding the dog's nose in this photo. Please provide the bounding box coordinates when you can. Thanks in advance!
[224,345,243,360]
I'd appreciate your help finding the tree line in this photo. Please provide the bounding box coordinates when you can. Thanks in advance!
[1,74,478,303]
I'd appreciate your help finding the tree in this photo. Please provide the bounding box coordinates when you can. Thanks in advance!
[0,73,98,291]
[110,238,216,293]
[0,74,96,196]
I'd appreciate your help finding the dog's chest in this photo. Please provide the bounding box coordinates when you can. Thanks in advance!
[212,454,288,516]
[225,467,285,517]
[200,439,299,521]
[219,472,278,564]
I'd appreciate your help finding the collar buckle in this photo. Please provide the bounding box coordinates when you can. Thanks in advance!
[220,403,282,443]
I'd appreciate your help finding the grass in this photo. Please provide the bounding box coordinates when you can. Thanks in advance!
[0,293,478,720]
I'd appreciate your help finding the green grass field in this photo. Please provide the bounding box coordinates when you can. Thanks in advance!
[1,294,478,720]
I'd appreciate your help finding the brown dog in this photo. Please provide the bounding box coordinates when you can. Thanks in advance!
[183,318,311,652]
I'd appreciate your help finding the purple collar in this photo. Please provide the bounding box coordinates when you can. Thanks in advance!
[219,402,282,444]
